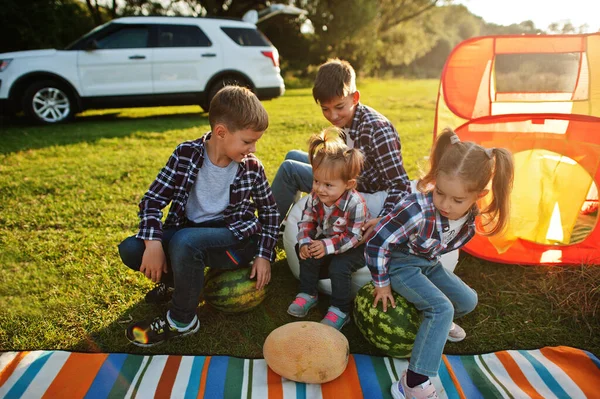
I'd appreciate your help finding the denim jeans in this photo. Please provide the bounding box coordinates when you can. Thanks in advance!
[388,250,478,377]
[297,244,366,313]
[118,222,255,324]
[270,150,312,218]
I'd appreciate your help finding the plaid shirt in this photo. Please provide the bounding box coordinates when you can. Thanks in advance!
[135,133,280,262]
[346,104,411,217]
[297,189,370,255]
[365,191,477,287]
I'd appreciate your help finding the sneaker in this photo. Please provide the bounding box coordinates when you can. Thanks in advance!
[287,293,318,317]
[320,306,350,330]
[447,322,466,342]
[144,282,174,304]
[391,371,438,399]
[125,313,199,347]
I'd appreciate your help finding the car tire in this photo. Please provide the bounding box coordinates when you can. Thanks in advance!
[22,80,76,124]
[201,76,250,112]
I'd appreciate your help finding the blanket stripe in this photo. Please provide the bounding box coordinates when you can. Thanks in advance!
[0,346,598,399]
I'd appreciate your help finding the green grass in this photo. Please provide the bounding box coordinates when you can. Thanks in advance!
[1,78,598,358]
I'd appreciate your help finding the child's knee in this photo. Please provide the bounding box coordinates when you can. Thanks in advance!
[118,236,145,271]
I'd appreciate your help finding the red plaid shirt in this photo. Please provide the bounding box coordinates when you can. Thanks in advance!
[297,189,370,255]
[135,133,280,262]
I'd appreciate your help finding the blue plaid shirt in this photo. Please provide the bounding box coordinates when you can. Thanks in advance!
[365,191,477,287]
[135,133,280,262]
[346,104,411,217]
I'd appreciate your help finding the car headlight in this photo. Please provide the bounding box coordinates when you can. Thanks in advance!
[0,59,12,72]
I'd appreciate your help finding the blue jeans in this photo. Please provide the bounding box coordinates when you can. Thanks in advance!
[118,222,255,323]
[388,250,478,377]
[271,150,312,218]
[298,244,365,313]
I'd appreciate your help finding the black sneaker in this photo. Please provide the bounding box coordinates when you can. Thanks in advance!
[125,314,200,347]
[145,282,174,304]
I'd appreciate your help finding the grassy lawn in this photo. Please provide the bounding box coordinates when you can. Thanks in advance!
[1,79,598,358]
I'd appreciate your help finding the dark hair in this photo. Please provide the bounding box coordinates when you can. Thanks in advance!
[208,86,268,132]
[312,58,357,104]
[308,127,364,184]
[418,128,514,235]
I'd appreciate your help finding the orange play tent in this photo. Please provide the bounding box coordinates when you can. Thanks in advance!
[433,33,600,265]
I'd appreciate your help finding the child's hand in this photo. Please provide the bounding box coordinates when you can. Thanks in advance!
[299,244,311,260]
[140,240,167,283]
[373,285,396,312]
[360,217,382,244]
[308,240,326,259]
[250,257,271,290]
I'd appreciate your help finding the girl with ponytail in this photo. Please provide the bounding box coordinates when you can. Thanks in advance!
[287,127,369,331]
[366,128,514,399]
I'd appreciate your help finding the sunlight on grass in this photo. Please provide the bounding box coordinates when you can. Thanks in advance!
[1,79,598,356]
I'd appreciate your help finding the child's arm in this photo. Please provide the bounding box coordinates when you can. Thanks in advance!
[365,197,421,288]
[249,161,280,289]
[296,193,319,249]
[368,125,411,217]
[135,145,183,241]
[320,195,368,255]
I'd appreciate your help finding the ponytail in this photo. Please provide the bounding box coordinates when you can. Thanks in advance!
[417,128,457,192]
[480,148,514,236]
[308,127,364,183]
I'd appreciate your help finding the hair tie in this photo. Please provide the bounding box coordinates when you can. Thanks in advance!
[485,148,494,159]
[450,135,461,145]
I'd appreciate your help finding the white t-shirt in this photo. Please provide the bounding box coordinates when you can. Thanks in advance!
[441,213,470,246]
[185,155,238,223]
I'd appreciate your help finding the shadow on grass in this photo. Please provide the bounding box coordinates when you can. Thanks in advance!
[0,110,209,155]
[71,257,380,357]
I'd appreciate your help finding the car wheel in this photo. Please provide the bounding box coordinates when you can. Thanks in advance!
[201,77,250,112]
[22,80,76,124]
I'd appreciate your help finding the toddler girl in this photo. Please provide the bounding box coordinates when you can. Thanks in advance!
[287,127,369,330]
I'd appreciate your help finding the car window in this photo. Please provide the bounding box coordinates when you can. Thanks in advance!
[221,27,271,47]
[157,24,212,47]
[96,26,150,49]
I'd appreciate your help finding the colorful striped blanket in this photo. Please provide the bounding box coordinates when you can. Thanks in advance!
[1,346,598,398]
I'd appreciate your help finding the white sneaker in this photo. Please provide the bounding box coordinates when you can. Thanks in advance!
[447,322,466,342]
[391,371,438,399]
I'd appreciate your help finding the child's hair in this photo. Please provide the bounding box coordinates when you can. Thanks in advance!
[208,85,269,133]
[417,128,514,236]
[308,127,364,185]
[312,58,357,104]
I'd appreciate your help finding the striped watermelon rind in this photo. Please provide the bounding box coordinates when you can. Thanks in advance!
[203,268,267,313]
[353,282,421,358]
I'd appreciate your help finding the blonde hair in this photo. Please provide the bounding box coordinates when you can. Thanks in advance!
[312,58,357,104]
[418,128,514,236]
[208,86,268,132]
[308,127,364,185]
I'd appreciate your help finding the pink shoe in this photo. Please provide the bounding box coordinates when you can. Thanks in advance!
[390,371,438,399]
[447,322,466,342]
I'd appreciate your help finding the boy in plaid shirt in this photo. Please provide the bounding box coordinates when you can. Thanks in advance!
[118,86,279,346]
[287,128,369,330]
[271,58,411,240]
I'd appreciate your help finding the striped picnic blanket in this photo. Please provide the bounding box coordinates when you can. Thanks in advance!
[0,346,598,398]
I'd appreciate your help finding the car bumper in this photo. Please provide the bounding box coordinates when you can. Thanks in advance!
[255,85,285,101]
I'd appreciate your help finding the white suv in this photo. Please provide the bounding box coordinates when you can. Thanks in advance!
[0,16,285,124]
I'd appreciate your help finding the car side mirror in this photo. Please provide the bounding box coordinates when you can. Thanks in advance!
[85,40,99,51]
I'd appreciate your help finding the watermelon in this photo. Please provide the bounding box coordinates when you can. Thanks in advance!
[203,267,267,313]
[353,282,421,358]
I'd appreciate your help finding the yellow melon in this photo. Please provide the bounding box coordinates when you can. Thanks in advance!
[263,321,349,383]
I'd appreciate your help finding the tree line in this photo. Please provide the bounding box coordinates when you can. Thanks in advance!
[0,0,592,79]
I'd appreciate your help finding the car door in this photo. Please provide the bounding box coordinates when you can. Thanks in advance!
[151,24,221,94]
[77,23,153,97]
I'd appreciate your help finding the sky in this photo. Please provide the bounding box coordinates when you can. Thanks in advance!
[454,0,600,32]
